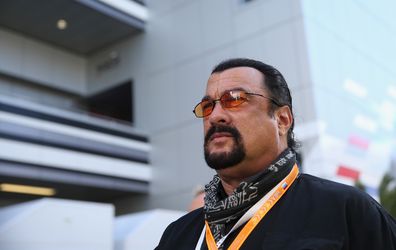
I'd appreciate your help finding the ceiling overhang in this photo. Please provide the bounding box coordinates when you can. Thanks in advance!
[0,0,147,55]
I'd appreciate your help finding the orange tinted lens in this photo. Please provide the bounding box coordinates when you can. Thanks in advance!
[195,100,214,117]
[221,91,247,108]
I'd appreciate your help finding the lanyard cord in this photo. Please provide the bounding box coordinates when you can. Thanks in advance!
[202,164,299,250]
[196,182,282,250]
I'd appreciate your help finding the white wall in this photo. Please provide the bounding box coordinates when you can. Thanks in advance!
[0,198,114,250]
[0,28,87,95]
[114,209,185,250]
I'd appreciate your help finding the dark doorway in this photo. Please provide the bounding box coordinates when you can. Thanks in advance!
[86,81,133,123]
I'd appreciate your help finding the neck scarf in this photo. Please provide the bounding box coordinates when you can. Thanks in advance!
[203,148,296,246]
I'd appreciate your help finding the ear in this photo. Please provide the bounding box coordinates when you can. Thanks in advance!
[275,106,293,136]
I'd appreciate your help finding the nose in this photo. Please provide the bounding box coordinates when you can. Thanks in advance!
[207,100,231,125]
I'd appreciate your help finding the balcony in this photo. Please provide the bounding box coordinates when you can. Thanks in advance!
[0,94,151,202]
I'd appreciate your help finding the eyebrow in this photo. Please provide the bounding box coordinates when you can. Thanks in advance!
[201,87,249,101]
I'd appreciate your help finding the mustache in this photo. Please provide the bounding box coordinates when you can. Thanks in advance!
[204,124,241,144]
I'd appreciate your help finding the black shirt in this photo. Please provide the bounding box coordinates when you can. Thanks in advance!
[155,174,396,250]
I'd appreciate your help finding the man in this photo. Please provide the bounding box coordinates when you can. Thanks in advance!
[155,58,396,249]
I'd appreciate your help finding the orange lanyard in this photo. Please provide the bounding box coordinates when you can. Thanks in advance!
[204,164,299,250]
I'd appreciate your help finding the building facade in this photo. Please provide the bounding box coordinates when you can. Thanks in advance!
[0,0,394,213]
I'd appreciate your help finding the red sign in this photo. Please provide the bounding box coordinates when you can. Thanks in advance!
[337,165,360,180]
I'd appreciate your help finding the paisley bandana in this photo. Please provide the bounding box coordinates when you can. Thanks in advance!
[203,148,296,246]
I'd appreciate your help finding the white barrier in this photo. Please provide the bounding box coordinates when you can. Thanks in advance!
[0,198,114,250]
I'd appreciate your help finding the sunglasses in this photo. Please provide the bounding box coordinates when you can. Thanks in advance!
[193,90,281,118]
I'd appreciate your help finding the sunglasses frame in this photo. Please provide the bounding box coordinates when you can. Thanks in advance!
[193,90,281,118]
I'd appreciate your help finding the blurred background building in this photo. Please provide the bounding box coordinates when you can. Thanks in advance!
[0,0,152,213]
[0,0,395,247]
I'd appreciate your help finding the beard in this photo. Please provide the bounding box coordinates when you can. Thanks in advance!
[204,125,246,170]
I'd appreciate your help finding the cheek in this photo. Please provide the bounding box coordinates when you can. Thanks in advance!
[203,119,210,134]
[240,117,278,146]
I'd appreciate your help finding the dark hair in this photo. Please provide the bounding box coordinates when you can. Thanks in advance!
[212,58,298,151]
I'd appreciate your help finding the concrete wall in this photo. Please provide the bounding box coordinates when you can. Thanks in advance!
[0,28,87,95]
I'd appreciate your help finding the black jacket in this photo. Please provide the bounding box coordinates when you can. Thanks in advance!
[156,174,396,250]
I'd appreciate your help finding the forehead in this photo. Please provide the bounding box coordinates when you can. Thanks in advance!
[206,67,265,95]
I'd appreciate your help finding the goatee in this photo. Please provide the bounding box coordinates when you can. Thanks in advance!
[204,125,246,170]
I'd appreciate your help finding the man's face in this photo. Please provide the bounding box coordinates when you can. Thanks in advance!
[203,67,285,173]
